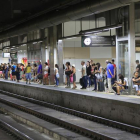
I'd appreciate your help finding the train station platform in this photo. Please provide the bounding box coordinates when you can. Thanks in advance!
[0,79,140,128]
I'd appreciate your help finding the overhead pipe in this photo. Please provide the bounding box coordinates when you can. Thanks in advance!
[0,0,139,40]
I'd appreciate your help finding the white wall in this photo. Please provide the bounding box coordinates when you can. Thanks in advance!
[90,47,112,58]
[17,45,27,63]
[0,50,9,64]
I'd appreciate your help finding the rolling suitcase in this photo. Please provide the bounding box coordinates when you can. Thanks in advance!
[98,82,105,92]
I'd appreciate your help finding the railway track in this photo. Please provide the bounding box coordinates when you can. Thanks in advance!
[0,89,140,140]
[0,118,33,140]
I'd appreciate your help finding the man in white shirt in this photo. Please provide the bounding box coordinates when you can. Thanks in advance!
[81,61,87,89]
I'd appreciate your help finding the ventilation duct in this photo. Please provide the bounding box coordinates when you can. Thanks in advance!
[0,0,139,40]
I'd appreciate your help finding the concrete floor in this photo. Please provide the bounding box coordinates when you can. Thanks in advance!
[1,78,140,100]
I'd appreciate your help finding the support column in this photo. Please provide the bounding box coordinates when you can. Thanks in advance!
[57,24,63,85]
[49,26,57,85]
[128,3,135,93]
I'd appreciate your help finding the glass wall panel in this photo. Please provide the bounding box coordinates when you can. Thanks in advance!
[118,41,129,78]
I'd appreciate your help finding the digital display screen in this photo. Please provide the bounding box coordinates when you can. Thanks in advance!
[3,53,10,58]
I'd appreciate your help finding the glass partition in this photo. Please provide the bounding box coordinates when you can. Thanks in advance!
[118,41,129,78]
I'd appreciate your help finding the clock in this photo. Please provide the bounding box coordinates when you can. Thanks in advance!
[84,38,91,46]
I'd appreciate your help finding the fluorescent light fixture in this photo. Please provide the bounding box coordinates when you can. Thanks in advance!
[38,41,43,43]
[79,24,122,35]
[33,42,37,44]
[12,46,16,47]
[21,44,26,46]
[5,47,10,49]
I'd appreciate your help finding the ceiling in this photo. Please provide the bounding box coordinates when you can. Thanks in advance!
[0,0,83,30]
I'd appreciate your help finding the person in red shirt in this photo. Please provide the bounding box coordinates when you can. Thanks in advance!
[112,59,116,68]
[111,59,116,85]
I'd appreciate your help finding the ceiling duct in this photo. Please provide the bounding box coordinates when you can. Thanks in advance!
[0,0,139,40]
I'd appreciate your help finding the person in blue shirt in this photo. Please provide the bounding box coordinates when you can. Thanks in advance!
[106,60,115,93]
[12,63,17,81]
[37,61,43,84]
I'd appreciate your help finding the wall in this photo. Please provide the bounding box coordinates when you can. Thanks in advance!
[0,50,9,64]
[63,37,116,82]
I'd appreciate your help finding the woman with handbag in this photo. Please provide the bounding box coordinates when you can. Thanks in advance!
[54,64,59,87]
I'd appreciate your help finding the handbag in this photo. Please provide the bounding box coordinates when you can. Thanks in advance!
[56,73,60,79]
[65,71,71,76]
[37,74,43,79]
[70,74,73,82]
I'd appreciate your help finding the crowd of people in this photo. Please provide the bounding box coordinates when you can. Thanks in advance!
[1,58,140,96]
[0,62,53,85]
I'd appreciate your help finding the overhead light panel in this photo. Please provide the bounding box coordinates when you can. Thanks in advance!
[33,42,37,44]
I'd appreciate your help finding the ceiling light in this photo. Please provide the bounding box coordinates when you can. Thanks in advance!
[33,42,37,44]
[38,41,43,43]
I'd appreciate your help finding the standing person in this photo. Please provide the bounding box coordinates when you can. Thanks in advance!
[64,63,67,85]
[106,60,114,93]
[0,64,3,78]
[86,61,91,88]
[91,64,98,91]
[4,65,8,80]
[20,64,24,80]
[65,62,71,88]
[2,64,5,79]
[136,60,140,76]
[12,63,16,81]
[16,64,21,82]
[90,60,94,66]
[72,64,77,89]
[25,63,32,84]
[96,62,103,81]
[112,59,116,84]
[54,64,59,87]
[43,62,49,85]
[37,62,43,84]
[9,67,12,80]
[81,61,87,89]
[33,64,38,82]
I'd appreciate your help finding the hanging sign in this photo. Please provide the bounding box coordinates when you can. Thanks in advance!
[82,36,116,47]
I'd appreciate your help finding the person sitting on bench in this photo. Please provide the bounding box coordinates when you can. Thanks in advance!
[112,74,126,95]
[132,71,140,96]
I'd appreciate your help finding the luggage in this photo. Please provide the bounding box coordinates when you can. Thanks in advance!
[37,74,43,79]
[79,78,83,86]
[98,82,105,92]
